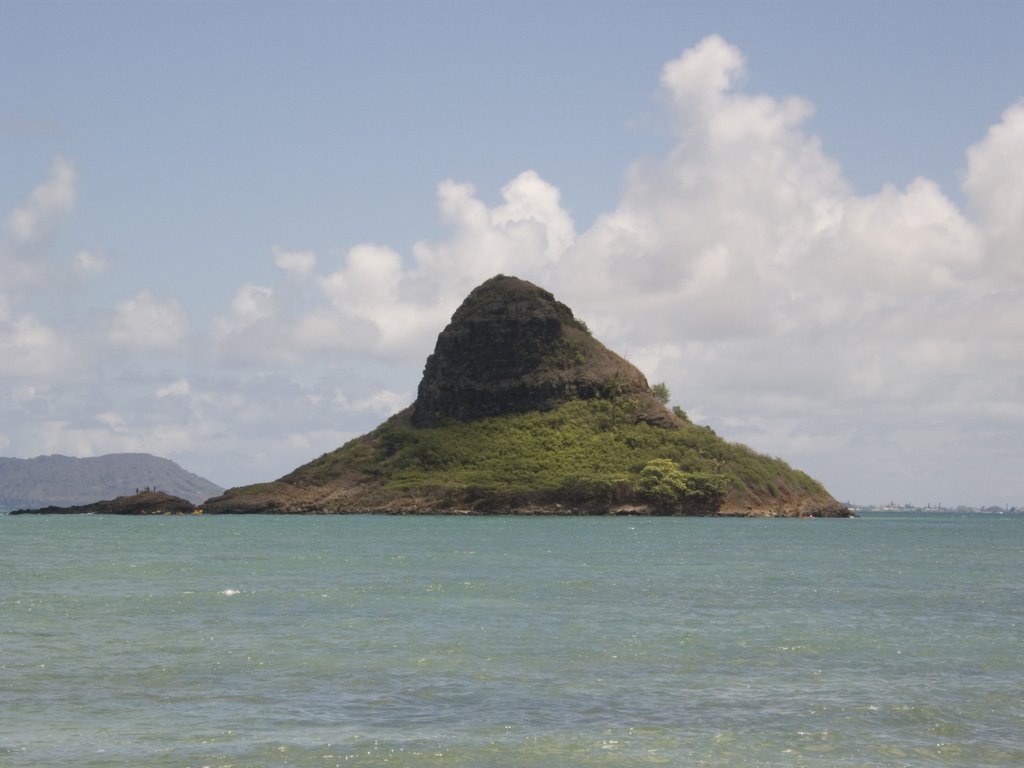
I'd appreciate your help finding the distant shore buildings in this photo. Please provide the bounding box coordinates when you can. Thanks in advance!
[850,502,1021,514]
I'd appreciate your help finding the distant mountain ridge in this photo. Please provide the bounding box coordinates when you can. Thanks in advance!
[0,453,223,508]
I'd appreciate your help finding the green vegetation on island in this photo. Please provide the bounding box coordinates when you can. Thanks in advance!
[273,397,834,515]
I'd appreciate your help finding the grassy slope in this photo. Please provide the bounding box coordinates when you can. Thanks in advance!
[216,398,843,516]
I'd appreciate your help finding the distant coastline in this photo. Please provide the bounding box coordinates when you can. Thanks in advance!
[850,503,1022,515]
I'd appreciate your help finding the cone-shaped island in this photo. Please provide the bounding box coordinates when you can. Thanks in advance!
[204,275,849,516]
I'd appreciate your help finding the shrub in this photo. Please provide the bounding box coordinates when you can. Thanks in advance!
[638,459,727,514]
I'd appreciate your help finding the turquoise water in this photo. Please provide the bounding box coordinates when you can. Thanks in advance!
[2,513,1021,767]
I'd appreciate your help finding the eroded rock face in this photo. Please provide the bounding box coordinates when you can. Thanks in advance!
[412,275,676,428]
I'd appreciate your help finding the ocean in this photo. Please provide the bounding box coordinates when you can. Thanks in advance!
[2,512,1021,767]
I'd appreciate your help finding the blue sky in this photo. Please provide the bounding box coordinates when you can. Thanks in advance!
[2,1,1022,506]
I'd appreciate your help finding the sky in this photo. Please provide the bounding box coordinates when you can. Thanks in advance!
[2,1,1022,507]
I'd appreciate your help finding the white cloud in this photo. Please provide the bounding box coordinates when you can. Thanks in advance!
[287,171,579,361]
[108,291,188,349]
[823,178,980,294]
[209,284,273,340]
[73,248,110,276]
[413,171,575,289]
[1,156,78,291]
[350,388,407,415]
[964,101,1024,277]
[290,307,380,352]
[208,283,303,365]
[318,244,403,314]
[11,383,48,402]
[490,170,576,263]
[94,411,127,430]
[156,378,190,398]
[0,314,73,378]
[26,417,194,463]
[6,155,76,245]
[555,38,848,331]
[207,170,580,368]
[312,244,428,354]
[273,246,316,277]
[227,283,275,325]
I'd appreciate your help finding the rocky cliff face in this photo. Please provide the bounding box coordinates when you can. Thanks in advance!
[412,275,678,428]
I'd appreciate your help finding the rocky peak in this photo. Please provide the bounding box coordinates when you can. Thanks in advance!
[411,275,679,428]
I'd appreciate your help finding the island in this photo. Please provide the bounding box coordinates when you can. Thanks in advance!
[9,490,197,515]
[199,275,851,517]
